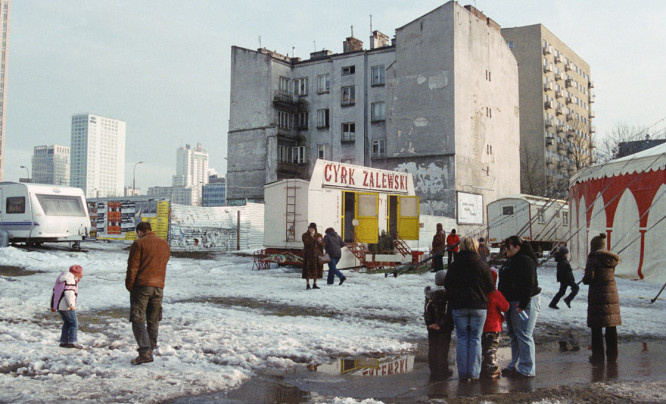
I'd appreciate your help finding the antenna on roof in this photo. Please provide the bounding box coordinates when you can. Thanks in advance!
[370,14,373,35]
[351,25,354,37]
[313,40,316,51]
[258,35,261,49]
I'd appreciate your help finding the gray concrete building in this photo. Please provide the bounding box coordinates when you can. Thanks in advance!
[501,24,594,197]
[31,144,70,185]
[227,1,520,221]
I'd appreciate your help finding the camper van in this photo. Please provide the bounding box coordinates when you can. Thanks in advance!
[263,159,420,269]
[0,182,90,245]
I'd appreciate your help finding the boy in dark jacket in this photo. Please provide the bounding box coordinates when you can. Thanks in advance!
[424,270,454,380]
[549,247,579,309]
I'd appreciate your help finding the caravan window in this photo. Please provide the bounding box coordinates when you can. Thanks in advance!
[6,197,26,214]
[36,194,86,217]
[502,206,514,215]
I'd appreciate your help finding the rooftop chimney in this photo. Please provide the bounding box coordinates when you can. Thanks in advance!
[370,30,390,49]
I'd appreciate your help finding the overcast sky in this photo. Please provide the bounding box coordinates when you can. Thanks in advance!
[5,0,665,191]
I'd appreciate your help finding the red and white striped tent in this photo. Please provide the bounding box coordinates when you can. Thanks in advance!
[569,143,666,283]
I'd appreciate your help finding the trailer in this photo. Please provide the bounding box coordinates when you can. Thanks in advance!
[487,194,568,253]
[0,182,90,246]
[262,159,420,269]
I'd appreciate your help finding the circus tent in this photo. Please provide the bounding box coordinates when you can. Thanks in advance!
[568,143,666,283]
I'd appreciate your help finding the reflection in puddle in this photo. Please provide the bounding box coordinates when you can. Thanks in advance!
[315,356,415,376]
[0,265,42,277]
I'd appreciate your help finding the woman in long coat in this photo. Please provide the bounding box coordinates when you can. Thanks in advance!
[582,233,621,364]
[302,222,325,290]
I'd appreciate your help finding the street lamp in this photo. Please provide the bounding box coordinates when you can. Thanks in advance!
[132,161,144,195]
[20,165,30,182]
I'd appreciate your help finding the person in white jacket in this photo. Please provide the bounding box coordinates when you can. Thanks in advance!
[51,265,84,349]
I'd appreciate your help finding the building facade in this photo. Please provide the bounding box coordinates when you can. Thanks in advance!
[147,185,194,205]
[202,175,226,207]
[227,1,520,220]
[0,0,10,181]
[70,113,126,198]
[501,24,594,197]
[31,144,70,185]
[172,143,209,205]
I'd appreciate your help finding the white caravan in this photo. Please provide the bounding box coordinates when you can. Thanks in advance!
[0,182,90,245]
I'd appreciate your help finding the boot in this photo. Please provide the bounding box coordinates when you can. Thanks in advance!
[131,351,154,365]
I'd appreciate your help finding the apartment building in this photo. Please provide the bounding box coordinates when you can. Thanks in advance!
[31,144,70,185]
[227,1,520,220]
[70,113,126,198]
[501,24,594,196]
[0,0,10,180]
[172,143,209,205]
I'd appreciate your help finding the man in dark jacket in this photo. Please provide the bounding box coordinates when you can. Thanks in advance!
[126,221,170,365]
[548,247,579,309]
[431,223,446,272]
[324,227,347,285]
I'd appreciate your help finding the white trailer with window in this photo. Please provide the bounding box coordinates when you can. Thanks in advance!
[263,159,420,269]
[487,194,568,253]
[0,182,90,246]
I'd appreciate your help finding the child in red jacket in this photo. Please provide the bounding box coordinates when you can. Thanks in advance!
[481,267,510,378]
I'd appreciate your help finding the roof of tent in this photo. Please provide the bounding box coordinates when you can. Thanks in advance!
[571,142,666,186]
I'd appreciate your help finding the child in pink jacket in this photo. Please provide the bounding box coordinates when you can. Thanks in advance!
[481,267,509,378]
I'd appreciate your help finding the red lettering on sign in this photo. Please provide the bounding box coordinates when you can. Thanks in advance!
[332,164,339,183]
[381,173,387,189]
[363,171,369,187]
[387,174,394,189]
[348,168,355,185]
[324,164,332,182]
[369,171,375,187]
[340,167,347,184]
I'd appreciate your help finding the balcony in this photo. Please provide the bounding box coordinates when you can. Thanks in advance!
[567,131,575,140]
[273,90,306,112]
[546,136,555,147]
[589,80,595,88]
[544,100,554,109]
[546,157,556,167]
[556,125,566,134]
[590,110,596,118]
[590,94,596,103]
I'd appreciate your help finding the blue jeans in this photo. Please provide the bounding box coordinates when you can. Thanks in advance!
[327,257,345,285]
[58,310,78,344]
[452,308,487,379]
[505,295,541,376]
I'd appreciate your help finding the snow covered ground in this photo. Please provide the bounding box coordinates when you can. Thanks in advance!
[0,242,664,403]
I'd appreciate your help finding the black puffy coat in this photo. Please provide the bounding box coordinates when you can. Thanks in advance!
[556,258,576,284]
[582,249,622,328]
[443,251,493,310]
[324,230,345,259]
[498,253,541,310]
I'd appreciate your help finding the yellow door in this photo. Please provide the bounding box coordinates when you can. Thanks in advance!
[397,196,420,240]
[355,193,379,243]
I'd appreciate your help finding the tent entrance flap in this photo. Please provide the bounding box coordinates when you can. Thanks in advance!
[397,195,419,240]
[355,192,379,244]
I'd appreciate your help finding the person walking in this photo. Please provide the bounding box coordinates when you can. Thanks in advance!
[444,237,494,380]
[126,221,171,365]
[424,270,454,380]
[478,238,490,263]
[324,227,347,286]
[498,236,541,378]
[431,223,446,272]
[549,246,579,309]
[481,267,509,378]
[446,229,460,265]
[302,223,325,290]
[582,233,621,364]
[51,265,84,349]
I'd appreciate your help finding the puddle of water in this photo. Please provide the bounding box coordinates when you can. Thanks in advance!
[0,265,42,277]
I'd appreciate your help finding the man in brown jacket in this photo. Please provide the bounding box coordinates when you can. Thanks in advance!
[126,221,170,365]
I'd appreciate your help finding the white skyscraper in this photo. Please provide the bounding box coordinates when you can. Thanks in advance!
[70,113,126,198]
[172,143,208,205]
[0,0,10,181]
[32,144,70,185]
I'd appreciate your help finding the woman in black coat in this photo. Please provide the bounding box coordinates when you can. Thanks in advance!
[498,236,541,378]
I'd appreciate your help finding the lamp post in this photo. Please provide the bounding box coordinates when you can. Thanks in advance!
[20,165,30,182]
[132,161,144,195]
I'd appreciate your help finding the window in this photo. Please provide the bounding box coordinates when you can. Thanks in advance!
[372,140,385,158]
[277,145,290,163]
[371,65,385,85]
[279,76,290,94]
[6,197,25,214]
[295,112,308,130]
[342,65,355,76]
[342,123,355,142]
[507,40,514,49]
[292,146,307,164]
[294,77,308,96]
[317,144,328,159]
[35,194,86,216]
[371,102,386,121]
[277,111,292,129]
[537,209,545,223]
[562,211,569,226]
[502,206,514,216]
[341,86,355,106]
[316,109,329,128]
[317,74,330,93]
